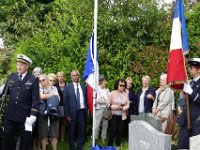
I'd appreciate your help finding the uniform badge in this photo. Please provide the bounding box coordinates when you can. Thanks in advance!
[25,81,32,85]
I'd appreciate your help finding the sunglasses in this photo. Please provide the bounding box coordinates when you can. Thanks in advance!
[39,79,45,82]
[119,84,125,87]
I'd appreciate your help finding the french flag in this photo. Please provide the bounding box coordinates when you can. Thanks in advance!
[166,0,188,89]
[83,33,98,114]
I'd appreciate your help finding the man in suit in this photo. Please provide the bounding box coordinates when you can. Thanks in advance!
[2,54,40,150]
[178,58,200,149]
[63,70,87,150]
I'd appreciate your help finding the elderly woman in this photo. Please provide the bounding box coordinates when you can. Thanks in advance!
[136,75,156,115]
[95,76,110,143]
[47,73,57,86]
[107,79,129,149]
[38,74,60,150]
[32,67,43,79]
[152,73,174,132]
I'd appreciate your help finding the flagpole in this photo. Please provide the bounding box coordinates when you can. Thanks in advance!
[92,0,98,147]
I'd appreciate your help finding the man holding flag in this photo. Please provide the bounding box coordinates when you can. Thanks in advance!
[166,0,200,149]
[178,58,200,149]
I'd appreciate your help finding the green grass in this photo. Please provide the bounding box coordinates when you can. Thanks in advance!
[52,117,128,150]
[51,135,128,150]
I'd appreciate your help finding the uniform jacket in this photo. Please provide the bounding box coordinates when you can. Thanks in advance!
[179,78,200,126]
[4,72,40,122]
[63,83,87,120]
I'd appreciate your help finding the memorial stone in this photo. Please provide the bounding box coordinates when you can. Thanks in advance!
[131,113,162,131]
[129,120,171,150]
[190,134,200,150]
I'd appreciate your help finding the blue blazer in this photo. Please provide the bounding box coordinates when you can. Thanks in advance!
[135,87,156,115]
[179,78,200,126]
[4,72,40,122]
[63,83,87,120]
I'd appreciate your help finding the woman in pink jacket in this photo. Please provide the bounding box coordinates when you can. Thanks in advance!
[107,79,130,150]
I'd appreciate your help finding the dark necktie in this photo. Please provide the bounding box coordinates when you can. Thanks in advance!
[19,74,22,81]
[76,84,80,110]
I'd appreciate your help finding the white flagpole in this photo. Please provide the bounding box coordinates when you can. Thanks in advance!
[92,0,98,147]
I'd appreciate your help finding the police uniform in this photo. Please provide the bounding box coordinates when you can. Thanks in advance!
[178,58,200,149]
[3,54,40,150]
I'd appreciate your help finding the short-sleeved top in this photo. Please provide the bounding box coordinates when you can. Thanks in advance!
[40,86,59,96]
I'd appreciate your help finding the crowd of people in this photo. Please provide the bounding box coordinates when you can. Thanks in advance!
[0,54,200,150]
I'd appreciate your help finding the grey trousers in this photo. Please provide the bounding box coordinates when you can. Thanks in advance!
[95,107,108,140]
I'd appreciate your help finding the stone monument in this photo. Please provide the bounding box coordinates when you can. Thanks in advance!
[129,120,171,150]
[190,134,200,150]
[130,113,162,131]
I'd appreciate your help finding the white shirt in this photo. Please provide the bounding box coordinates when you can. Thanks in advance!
[73,82,85,109]
[96,86,110,109]
[18,72,27,80]
[194,76,200,82]
[139,91,145,113]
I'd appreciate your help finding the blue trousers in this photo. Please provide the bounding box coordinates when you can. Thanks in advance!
[178,125,200,149]
[68,109,86,150]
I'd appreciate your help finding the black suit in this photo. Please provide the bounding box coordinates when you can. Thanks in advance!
[63,83,87,150]
[3,72,40,150]
[178,78,200,149]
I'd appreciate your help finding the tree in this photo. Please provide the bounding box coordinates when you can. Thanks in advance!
[186,2,200,57]
[1,0,198,90]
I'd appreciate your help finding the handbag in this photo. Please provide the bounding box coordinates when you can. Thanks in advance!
[103,107,112,120]
[39,101,48,116]
[164,113,176,135]
[39,95,60,117]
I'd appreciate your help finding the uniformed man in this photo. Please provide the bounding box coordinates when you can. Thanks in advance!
[2,54,40,150]
[178,58,200,149]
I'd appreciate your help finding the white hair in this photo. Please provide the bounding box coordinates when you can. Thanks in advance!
[142,75,151,82]
[160,73,167,80]
[32,67,43,75]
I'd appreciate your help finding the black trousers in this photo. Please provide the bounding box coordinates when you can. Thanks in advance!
[178,125,200,149]
[123,115,130,138]
[68,109,86,150]
[3,119,31,150]
[108,115,123,146]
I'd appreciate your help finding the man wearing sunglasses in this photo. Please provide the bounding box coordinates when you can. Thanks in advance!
[2,54,40,150]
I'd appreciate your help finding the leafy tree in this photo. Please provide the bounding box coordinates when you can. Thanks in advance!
[186,2,200,57]
[0,0,199,90]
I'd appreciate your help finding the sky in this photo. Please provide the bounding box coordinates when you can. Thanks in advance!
[158,0,174,6]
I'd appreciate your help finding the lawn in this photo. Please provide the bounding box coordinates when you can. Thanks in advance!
[56,136,128,150]
[53,117,128,150]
